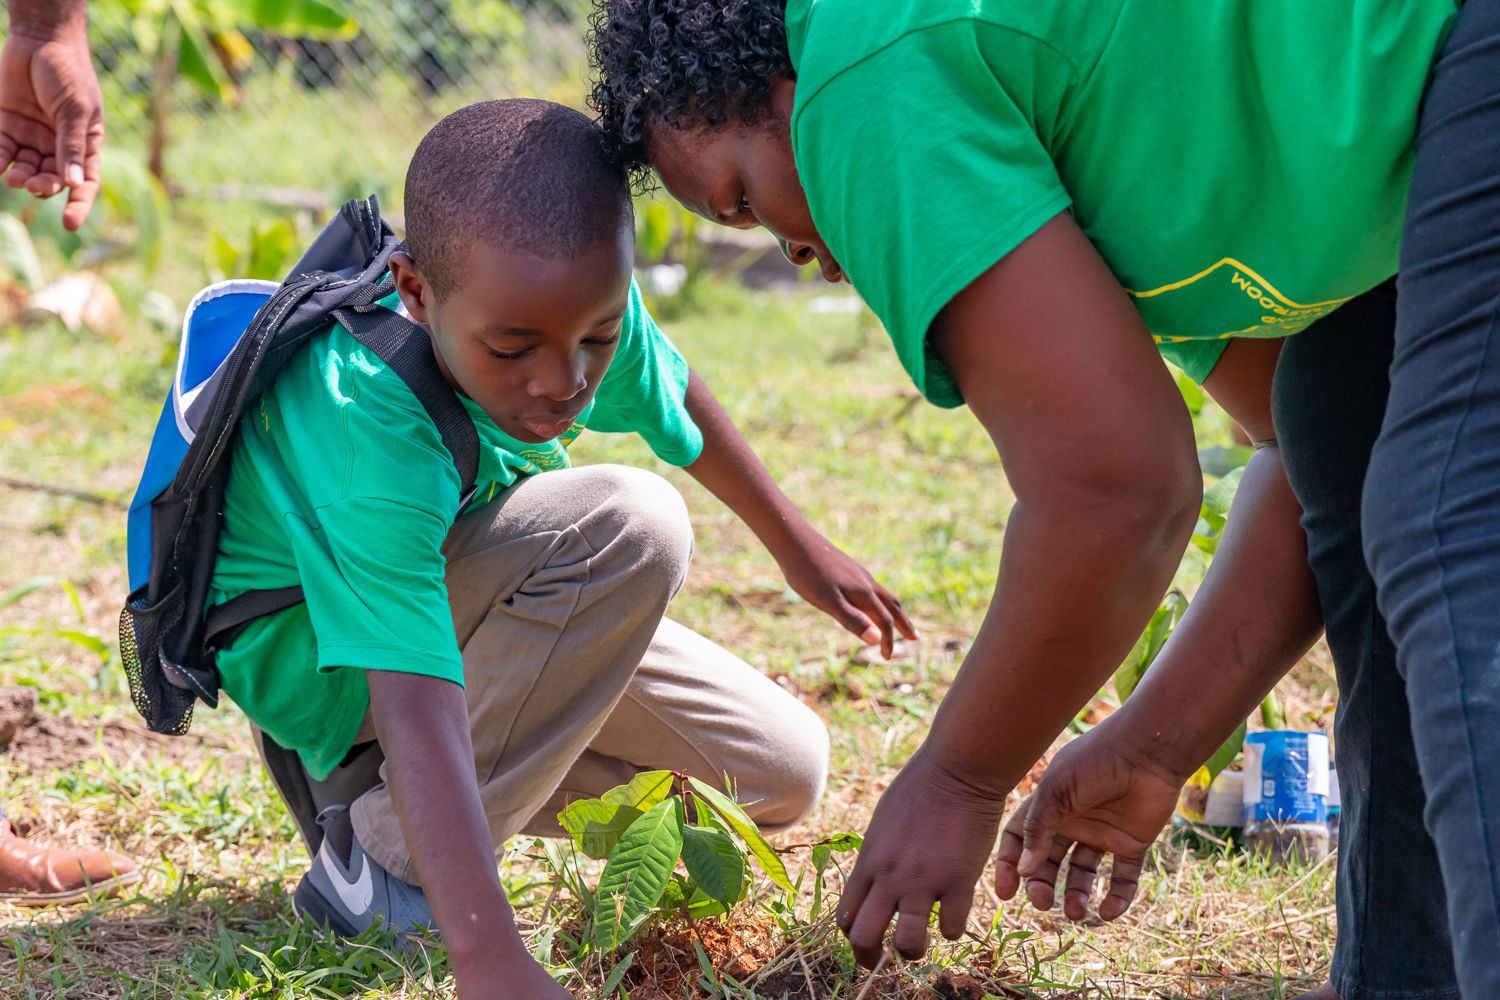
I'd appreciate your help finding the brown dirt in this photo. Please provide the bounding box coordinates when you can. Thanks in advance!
[0,687,234,775]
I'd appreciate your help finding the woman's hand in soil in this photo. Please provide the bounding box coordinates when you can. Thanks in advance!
[836,747,1008,968]
[776,524,917,657]
[994,725,1183,922]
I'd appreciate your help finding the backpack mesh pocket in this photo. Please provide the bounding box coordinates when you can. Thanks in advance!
[120,584,196,736]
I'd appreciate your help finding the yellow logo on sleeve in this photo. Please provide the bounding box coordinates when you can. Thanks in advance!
[1123,258,1353,344]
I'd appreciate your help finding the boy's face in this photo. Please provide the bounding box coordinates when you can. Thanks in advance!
[389,227,633,444]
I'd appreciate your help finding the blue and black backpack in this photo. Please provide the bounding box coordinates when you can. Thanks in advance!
[121,197,479,736]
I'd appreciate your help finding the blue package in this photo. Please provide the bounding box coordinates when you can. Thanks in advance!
[1242,731,1330,823]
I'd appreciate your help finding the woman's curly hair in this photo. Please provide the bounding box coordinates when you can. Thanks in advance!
[587,0,792,187]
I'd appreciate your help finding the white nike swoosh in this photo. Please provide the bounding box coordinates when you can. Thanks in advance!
[321,844,373,914]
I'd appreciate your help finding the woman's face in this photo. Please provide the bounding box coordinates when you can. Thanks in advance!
[648,77,847,283]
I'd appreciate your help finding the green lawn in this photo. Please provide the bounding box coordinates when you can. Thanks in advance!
[0,198,1336,997]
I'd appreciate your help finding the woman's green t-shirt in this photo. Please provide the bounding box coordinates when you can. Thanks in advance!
[785,0,1456,399]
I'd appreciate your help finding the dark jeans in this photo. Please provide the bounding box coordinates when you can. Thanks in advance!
[1362,0,1500,995]
[1274,281,1459,1000]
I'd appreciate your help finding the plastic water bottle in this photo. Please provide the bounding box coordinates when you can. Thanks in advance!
[1242,731,1331,865]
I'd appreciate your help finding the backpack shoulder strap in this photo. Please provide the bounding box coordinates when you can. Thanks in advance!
[333,307,481,510]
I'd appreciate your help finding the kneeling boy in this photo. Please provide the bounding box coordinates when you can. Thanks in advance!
[209,99,913,998]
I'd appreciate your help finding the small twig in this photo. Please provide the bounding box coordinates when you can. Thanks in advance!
[853,950,890,1000]
[0,476,127,508]
[798,947,818,999]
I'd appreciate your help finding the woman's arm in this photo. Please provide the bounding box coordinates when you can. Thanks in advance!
[995,336,1325,920]
[683,368,917,654]
[837,211,1204,967]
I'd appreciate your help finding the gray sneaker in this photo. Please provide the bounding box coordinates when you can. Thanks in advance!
[294,806,436,938]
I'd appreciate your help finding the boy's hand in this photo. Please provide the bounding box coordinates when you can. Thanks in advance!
[995,723,1185,922]
[681,368,916,655]
[453,940,573,1000]
[1,1,104,230]
[777,524,916,657]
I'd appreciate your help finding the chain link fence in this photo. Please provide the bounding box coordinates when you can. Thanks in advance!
[70,0,592,210]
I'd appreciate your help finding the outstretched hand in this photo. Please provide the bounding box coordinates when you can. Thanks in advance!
[994,726,1184,922]
[0,20,104,231]
[777,526,918,658]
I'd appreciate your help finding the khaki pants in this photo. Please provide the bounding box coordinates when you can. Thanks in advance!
[345,465,829,883]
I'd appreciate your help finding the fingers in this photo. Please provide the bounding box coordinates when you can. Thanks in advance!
[840,881,894,970]
[848,589,897,658]
[53,99,93,192]
[877,583,919,641]
[935,890,971,943]
[1023,835,1071,912]
[1061,844,1103,921]
[1018,774,1074,878]
[61,140,100,232]
[6,146,41,189]
[1099,849,1145,921]
[993,800,1030,901]
[891,901,934,959]
[24,154,64,198]
[58,114,102,232]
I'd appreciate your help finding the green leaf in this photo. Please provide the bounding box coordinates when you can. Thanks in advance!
[228,0,360,38]
[247,221,296,281]
[1260,691,1287,731]
[1204,721,1246,781]
[557,799,644,860]
[600,953,634,998]
[1112,592,1187,703]
[1175,368,1205,415]
[0,212,44,290]
[593,798,683,953]
[601,770,675,812]
[1201,466,1246,533]
[680,824,745,905]
[0,576,58,612]
[812,830,863,874]
[686,777,793,891]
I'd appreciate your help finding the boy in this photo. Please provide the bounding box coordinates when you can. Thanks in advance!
[209,98,913,998]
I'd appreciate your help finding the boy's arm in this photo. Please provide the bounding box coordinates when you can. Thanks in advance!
[683,368,917,656]
[368,670,571,1000]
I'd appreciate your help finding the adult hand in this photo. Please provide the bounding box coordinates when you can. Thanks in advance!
[776,525,917,658]
[1,1,104,231]
[994,724,1184,922]
[835,747,1007,968]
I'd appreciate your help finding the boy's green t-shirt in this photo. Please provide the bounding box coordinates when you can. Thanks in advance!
[785,0,1456,398]
[209,280,702,778]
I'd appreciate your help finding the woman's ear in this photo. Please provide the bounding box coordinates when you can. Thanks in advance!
[388,250,433,325]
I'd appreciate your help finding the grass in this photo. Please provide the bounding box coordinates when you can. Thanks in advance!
[0,189,1338,997]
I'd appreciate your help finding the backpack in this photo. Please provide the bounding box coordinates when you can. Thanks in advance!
[120,197,480,736]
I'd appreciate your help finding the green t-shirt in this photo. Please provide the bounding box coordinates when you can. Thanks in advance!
[785,0,1456,398]
[210,280,702,778]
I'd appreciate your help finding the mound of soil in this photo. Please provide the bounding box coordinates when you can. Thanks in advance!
[0,687,220,773]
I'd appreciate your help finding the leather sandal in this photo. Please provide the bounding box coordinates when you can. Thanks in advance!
[0,818,140,906]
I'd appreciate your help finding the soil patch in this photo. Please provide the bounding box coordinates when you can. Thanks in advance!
[0,687,234,773]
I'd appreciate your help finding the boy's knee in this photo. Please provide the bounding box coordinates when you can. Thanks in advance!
[574,464,693,587]
[746,704,831,833]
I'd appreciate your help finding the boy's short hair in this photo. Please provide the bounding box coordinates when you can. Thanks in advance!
[404,99,632,299]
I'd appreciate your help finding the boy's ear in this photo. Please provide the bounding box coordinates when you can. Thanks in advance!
[388,250,433,325]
